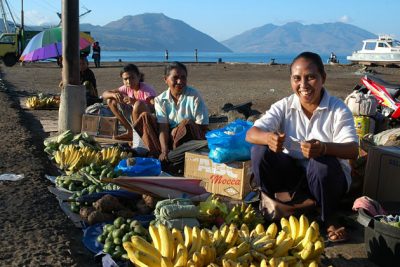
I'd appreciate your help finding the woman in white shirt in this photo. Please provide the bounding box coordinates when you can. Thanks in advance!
[246,51,358,242]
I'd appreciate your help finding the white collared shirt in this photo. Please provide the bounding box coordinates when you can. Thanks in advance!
[155,86,209,128]
[254,89,358,189]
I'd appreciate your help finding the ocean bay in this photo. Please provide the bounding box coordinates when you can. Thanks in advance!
[99,51,349,64]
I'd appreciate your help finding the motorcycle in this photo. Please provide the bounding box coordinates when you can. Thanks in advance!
[354,75,400,127]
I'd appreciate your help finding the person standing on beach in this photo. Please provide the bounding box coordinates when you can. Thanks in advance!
[165,50,169,61]
[133,61,209,160]
[246,52,358,242]
[102,64,157,140]
[92,41,101,68]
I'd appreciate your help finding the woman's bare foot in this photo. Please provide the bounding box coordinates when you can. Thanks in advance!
[326,225,348,242]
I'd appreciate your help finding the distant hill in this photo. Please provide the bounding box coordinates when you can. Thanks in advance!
[222,22,377,55]
[81,13,231,52]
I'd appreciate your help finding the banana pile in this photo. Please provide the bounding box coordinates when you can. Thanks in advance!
[54,145,129,174]
[100,146,128,165]
[25,95,60,109]
[122,214,323,267]
[225,203,265,229]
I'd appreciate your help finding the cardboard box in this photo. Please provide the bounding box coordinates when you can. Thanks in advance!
[81,114,118,137]
[363,146,400,202]
[184,151,252,200]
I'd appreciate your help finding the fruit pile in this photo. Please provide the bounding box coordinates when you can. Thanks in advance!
[122,214,323,266]
[25,94,60,109]
[97,217,150,260]
[44,130,101,156]
[225,203,265,230]
[198,195,264,229]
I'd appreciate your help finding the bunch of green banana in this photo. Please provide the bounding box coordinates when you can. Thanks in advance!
[44,131,101,156]
[224,202,264,229]
[198,195,228,227]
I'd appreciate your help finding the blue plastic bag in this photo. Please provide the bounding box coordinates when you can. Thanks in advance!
[114,157,161,176]
[206,119,253,163]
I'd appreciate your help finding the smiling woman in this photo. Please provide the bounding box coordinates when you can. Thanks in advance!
[246,51,359,243]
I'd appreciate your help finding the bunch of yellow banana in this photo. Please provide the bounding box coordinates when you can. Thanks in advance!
[123,224,217,267]
[79,146,101,167]
[122,216,323,267]
[100,147,129,166]
[25,96,60,109]
[224,203,264,229]
[54,144,82,174]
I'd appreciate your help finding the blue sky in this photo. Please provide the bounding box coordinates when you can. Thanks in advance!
[8,0,400,41]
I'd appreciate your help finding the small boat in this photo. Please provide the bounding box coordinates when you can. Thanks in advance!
[347,35,400,66]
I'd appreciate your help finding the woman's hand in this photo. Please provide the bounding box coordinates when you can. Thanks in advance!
[114,92,124,103]
[158,150,169,162]
[266,132,286,153]
[123,96,135,105]
[300,139,325,158]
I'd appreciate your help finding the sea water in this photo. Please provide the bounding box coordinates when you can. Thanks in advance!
[98,51,349,64]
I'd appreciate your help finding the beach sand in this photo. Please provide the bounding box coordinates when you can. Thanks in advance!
[1,61,398,266]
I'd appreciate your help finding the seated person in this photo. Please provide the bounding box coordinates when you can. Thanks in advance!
[102,64,157,140]
[80,56,101,106]
[134,61,209,161]
[58,56,101,106]
[246,52,358,242]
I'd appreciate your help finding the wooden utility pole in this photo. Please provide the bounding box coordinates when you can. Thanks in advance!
[58,0,86,133]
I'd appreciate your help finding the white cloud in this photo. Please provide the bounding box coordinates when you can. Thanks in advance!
[25,10,58,26]
[338,15,351,23]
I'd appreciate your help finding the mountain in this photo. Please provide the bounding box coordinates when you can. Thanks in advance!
[81,13,231,52]
[222,22,377,55]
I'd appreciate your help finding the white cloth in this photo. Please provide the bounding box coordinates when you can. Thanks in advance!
[254,89,358,189]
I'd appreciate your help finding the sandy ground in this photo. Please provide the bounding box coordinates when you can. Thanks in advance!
[1,60,398,266]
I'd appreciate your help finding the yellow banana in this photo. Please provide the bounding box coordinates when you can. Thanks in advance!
[172,228,184,246]
[297,215,309,243]
[280,217,291,236]
[276,230,287,245]
[310,221,320,236]
[266,222,278,239]
[161,256,173,267]
[236,241,251,256]
[192,251,204,266]
[184,225,193,248]
[311,239,324,259]
[260,259,268,267]
[301,226,318,248]
[159,224,174,259]
[289,215,299,240]
[240,224,250,238]
[255,223,265,235]
[225,225,239,248]
[200,246,210,265]
[307,260,319,267]
[123,242,161,267]
[189,226,201,256]
[149,224,162,252]
[173,244,188,267]
[130,235,161,259]
[200,229,211,246]
[273,237,294,257]
[300,241,315,261]
[221,246,238,260]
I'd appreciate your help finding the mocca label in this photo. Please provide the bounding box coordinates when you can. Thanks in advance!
[210,175,241,185]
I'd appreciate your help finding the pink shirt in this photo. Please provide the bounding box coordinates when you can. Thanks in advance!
[118,82,157,101]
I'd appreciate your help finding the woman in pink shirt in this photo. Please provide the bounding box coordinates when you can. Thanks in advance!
[102,64,157,140]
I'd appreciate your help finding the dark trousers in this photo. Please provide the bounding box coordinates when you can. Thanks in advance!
[251,145,348,222]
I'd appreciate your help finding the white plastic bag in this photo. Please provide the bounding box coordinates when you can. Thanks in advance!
[345,91,378,116]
